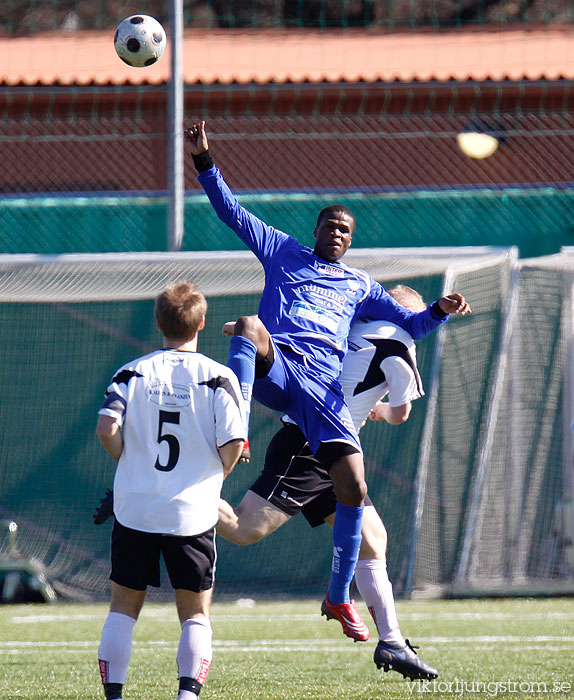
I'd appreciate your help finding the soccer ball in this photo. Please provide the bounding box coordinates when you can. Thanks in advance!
[114,15,167,68]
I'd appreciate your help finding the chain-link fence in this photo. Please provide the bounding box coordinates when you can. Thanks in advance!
[1,0,574,601]
[1,82,573,256]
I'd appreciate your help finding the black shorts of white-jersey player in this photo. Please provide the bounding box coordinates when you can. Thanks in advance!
[217,286,439,681]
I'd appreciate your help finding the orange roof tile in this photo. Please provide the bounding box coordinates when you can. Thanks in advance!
[1,27,573,85]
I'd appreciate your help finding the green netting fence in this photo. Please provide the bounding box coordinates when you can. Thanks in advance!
[3,248,570,600]
[0,41,573,599]
[1,187,574,257]
[0,253,498,600]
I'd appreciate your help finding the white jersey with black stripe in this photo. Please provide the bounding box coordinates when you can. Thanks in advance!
[340,320,424,431]
[99,349,246,536]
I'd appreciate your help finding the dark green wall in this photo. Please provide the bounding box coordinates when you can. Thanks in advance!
[2,187,573,257]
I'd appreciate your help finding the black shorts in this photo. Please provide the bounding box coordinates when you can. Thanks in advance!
[110,520,217,592]
[249,422,372,528]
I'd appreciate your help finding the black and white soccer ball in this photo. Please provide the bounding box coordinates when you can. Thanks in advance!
[114,15,167,68]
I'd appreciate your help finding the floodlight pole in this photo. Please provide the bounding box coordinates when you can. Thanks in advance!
[167,0,184,251]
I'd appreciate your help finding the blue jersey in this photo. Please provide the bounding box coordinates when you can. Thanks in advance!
[198,166,447,380]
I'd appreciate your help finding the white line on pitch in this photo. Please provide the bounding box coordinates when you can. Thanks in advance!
[9,610,574,625]
[2,636,574,651]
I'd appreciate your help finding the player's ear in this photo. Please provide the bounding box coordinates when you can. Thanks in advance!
[198,315,206,332]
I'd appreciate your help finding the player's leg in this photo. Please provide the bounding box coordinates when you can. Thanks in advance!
[99,584,145,700]
[286,376,368,639]
[316,447,370,641]
[227,315,271,458]
[324,506,438,679]
[217,490,292,544]
[164,527,218,700]
[353,507,405,646]
[323,505,402,642]
[326,450,367,602]
[98,522,159,700]
[356,513,438,680]
[174,588,213,700]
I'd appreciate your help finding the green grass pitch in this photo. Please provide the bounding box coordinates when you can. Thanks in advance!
[1,597,573,700]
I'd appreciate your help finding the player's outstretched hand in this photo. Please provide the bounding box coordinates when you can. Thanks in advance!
[437,293,471,316]
[184,121,209,155]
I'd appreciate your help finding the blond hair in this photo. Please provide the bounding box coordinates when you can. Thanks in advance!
[388,284,426,312]
[155,281,207,340]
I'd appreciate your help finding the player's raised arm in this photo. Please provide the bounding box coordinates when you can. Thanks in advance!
[184,121,289,261]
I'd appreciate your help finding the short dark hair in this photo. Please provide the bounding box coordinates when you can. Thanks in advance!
[316,204,356,230]
[155,281,207,340]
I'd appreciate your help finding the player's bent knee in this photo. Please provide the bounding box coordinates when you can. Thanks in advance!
[355,479,368,503]
[234,315,263,340]
[345,477,368,503]
[334,477,367,507]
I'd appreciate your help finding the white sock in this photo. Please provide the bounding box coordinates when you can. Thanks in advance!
[177,618,213,697]
[98,611,137,685]
[354,558,405,646]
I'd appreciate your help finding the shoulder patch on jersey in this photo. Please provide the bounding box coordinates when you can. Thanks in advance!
[199,376,242,410]
[112,369,143,385]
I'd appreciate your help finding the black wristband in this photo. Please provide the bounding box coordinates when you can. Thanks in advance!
[192,150,214,172]
[430,301,448,319]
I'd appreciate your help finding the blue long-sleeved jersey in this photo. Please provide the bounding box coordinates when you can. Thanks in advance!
[198,165,447,380]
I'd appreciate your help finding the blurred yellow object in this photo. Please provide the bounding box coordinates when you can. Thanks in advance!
[456,132,499,159]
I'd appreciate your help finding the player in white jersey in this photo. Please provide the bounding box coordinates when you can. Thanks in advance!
[217,286,438,681]
[95,281,246,700]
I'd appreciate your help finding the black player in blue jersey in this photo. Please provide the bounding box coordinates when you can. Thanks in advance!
[185,121,471,640]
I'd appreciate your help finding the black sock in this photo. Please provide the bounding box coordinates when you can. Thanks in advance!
[179,676,202,695]
[104,682,123,700]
